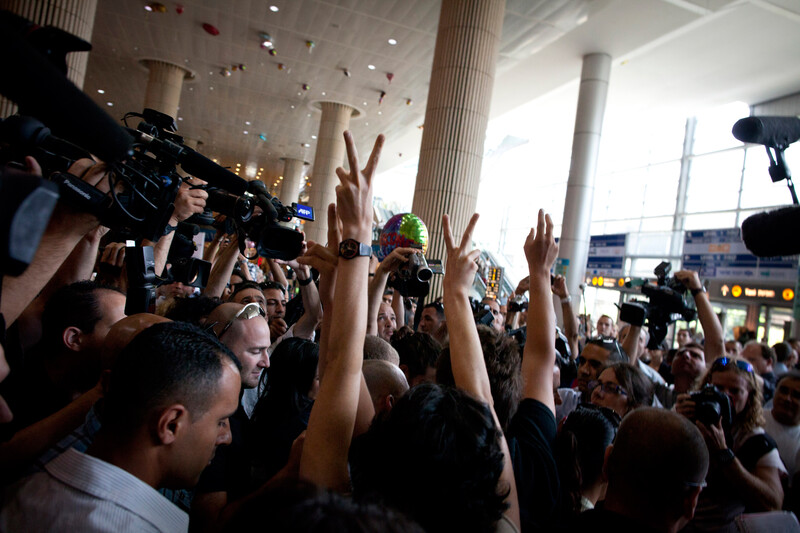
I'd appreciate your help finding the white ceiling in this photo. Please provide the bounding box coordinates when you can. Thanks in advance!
[83,0,800,188]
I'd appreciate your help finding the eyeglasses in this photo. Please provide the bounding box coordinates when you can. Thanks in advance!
[574,403,622,427]
[215,302,265,339]
[711,357,753,374]
[588,380,628,397]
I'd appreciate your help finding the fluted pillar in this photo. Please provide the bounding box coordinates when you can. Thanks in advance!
[280,157,308,207]
[305,102,355,244]
[140,59,192,121]
[410,0,505,298]
[0,0,98,117]
[557,53,611,300]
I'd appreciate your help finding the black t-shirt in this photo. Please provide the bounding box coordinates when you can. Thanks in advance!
[567,506,665,533]
[506,398,559,532]
[195,402,252,502]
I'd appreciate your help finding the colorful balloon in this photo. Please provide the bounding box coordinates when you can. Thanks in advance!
[379,213,428,260]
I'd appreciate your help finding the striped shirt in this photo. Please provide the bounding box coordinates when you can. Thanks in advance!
[1,448,188,532]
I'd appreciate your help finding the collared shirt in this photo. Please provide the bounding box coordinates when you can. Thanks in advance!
[1,448,188,532]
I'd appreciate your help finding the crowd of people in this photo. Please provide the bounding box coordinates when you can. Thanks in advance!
[0,131,798,533]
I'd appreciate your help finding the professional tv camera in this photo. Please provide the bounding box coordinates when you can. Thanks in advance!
[619,261,697,349]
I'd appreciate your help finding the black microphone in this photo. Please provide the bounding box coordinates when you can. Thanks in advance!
[179,147,248,196]
[0,11,133,164]
[732,116,800,148]
[741,206,800,257]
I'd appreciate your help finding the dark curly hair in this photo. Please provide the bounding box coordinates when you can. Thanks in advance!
[436,325,522,432]
[349,383,508,533]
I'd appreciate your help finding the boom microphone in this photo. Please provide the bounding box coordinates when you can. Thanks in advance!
[732,116,800,148]
[741,206,800,257]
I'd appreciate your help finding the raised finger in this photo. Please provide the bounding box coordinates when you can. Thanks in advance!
[343,131,360,180]
[442,214,455,252]
[536,209,546,240]
[114,245,126,267]
[363,134,385,182]
[544,213,553,241]
[24,156,42,176]
[466,248,481,263]
[460,213,480,250]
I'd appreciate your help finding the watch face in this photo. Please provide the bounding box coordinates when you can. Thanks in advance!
[340,239,358,259]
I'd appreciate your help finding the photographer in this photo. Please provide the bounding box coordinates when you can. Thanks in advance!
[367,247,418,340]
[676,356,785,530]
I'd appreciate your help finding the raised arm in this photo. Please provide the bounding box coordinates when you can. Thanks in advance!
[281,245,322,339]
[264,258,288,289]
[441,212,520,529]
[299,132,382,491]
[551,274,579,359]
[675,269,724,360]
[522,210,560,414]
[367,247,416,335]
[203,234,239,299]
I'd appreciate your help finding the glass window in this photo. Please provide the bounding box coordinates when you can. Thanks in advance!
[740,146,797,209]
[685,150,745,213]
[683,212,737,230]
[692,102,750,155]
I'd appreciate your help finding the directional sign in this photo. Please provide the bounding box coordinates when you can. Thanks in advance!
[710,281,794,303]
[683,228,798,281]
[587,234,626,277]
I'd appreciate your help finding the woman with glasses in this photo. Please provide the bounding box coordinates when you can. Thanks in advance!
[554,404,620,517]
[588,362,653,419]
[677,356,786,531]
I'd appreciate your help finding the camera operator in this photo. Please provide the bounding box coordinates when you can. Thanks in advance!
[676,356,785,530]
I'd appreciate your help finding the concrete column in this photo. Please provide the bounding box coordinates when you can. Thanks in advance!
[305,102,355,244]
[280,157,308,207]
[557,53,612,300]
[410,0,505,298]
[0,0,98,117]
[140,59,192,120]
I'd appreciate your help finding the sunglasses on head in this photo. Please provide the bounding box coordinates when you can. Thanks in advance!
[213,302,265,339]
[711,357,753,374]
[260,281,286,293]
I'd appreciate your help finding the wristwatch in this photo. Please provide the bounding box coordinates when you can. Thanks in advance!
[162,223,177,236]
[339,239,372,260]
[691,286,707,297]
[715,448,735,466]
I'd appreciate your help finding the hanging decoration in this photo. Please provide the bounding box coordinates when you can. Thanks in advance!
[277,63,286,70]
[202,23,220,36]
[232,63,246,71]
[269,49,277,56]
[305,40,315,53]
[259,32,273,49]
[378,91,386,105]
[220,68,231,77]
[406,98,413,106]
[386,72,394,84]
[302,83,310,91]
[175,4,184,14]
[342,68,351,77]
[144,2,167,12]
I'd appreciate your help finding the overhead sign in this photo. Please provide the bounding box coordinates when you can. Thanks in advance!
[683,228,798,282]
[710,280,795,303]
[485,266,504,300]
[586,234,627,277]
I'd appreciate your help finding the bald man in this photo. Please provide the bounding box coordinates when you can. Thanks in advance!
[363,360,409,416]
[573,408,709,532]
[363,335,400,366]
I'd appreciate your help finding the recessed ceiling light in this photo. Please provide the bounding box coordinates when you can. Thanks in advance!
[178,117,183,121]
[189,87,194,91]
[260,168,264,171]
[363,102,368,106]
[378,111,382,115]
[290,105,295,109]
[270,5,279,12]
[302,143,310,147]
[245,121,251,125]
[367,64,376,70]
[311,135,317,139]
[297,92,301,96]
[321,91,326,96]
[307,113,311,117]
[97,89,105,94]
[365,122,369,126]
[388,38,397,45]
[209,86,214,90]
[236,163,241,167]
[106,102,114,106]
[243,130,249,134]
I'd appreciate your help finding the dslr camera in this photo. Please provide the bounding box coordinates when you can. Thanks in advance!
[689,384,733,429]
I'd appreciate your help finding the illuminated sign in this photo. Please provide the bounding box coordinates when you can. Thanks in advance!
[712,281,793,303]
[485,266,503,300]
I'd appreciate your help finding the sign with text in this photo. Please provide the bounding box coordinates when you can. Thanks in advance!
[683,228,798,282]
[709,280,795,304]
[586,234,627,277]
[485,266,504,300]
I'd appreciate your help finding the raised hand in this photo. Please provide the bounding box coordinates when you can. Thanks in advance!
[551,274,569,299]
[334,131,384,239]
[442,213,480,297]
[378,247,419,274]
[524,209,558,276]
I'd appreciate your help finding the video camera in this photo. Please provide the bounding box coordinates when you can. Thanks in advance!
[619,261,696,349]
[387,245,432,298]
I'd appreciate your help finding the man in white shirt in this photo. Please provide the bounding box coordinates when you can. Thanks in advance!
[0,322,241,533]
[764,371,800,488]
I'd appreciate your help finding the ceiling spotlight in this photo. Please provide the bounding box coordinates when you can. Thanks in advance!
[97,89,105,94]
[367,64,376,70]
[270,5,279,12]
[388,38,397,45]
[236,163,241,167]
[106,102,114,107]
[311,135,317,140]
[290,105,295,109]
[363,102,368,106]
[243,130,249,135]
[178,117,184,121]
[302,143,310,147]
[245,121,251,125]
[260,168,264,171]
[321,91,326,96]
